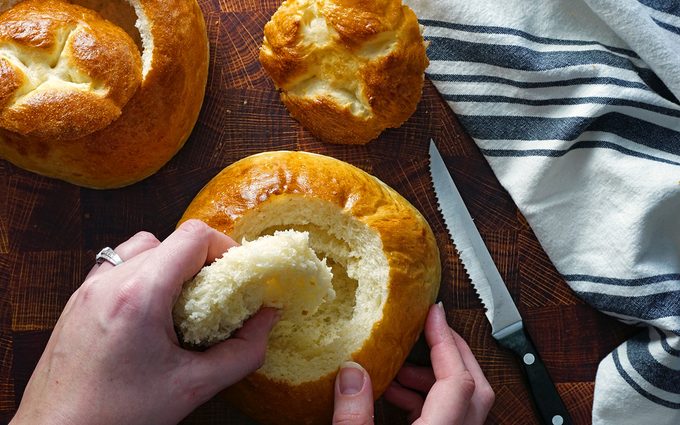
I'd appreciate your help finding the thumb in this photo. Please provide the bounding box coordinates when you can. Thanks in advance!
[333,362,374,425]
[189,308,280,394]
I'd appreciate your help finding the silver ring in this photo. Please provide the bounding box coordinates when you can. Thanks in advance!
[95,247,124,267]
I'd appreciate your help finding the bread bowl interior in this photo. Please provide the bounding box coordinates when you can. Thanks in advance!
[230,196,390,383]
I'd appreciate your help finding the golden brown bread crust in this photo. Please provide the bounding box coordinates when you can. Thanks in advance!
[0,0,209,188]
[0,0,142,140]
[179,151,441,425]
[259,0,429,145]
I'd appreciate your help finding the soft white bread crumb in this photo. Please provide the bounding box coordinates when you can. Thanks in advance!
[173,230,334,346]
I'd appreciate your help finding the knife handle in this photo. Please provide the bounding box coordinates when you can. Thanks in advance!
[496,326,572,425]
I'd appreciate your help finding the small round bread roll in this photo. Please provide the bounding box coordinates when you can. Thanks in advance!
[259,0,429,145]
[0,0,208,188]
[179,151,441,425]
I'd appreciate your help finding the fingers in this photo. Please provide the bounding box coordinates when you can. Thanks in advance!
[142,220,237,304]
[395,364,435,394]
[451,331,495,423]
[189,308,280,394]
[384,381,424,424]
[86,232,161,279]
[74,231,160,315]
[416,303,475,425]
[384,364,434,423]
[82,220,236,311]
[332,362,374,425]
[425,303,467,381]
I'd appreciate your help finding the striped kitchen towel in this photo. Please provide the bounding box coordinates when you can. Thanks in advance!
[405,0,680,423]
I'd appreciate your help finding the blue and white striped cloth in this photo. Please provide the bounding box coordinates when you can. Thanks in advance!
[405,0,680,423]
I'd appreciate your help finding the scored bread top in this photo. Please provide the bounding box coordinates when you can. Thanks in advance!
[259,0,429,144]
[0,0,209,188]
[180,151,441,425]
[0,0,142,141]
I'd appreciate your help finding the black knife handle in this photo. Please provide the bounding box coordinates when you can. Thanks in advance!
[496,326,573,425]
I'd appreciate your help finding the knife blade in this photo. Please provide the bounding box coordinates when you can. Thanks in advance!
[428,139,572,425]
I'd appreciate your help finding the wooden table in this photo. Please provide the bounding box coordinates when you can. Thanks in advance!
[0,0,636,423]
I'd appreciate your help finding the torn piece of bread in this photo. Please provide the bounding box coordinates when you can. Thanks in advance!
[173,230,334,346]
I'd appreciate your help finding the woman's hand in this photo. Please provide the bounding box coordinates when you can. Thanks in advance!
[332,303,495,424]
[11,220,279,425]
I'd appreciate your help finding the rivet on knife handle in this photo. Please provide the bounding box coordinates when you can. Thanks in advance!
[496,323,572,425]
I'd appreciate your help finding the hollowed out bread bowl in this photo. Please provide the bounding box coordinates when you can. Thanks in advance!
[0,0,208,188]
[178,151,441,425]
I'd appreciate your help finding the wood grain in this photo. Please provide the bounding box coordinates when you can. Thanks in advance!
[0,0,636,424]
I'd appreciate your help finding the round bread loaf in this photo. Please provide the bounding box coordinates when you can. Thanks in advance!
[259,0,429,145]
[179,151,441,425]
[0,0,208,188]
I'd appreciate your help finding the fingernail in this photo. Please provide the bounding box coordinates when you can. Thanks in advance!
[339,361,366,395]
[436,301,445,314]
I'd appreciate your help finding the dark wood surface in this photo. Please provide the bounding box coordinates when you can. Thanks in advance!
[0,0,636,424]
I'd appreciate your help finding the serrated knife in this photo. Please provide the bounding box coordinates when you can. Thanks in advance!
[428,140,572,425]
